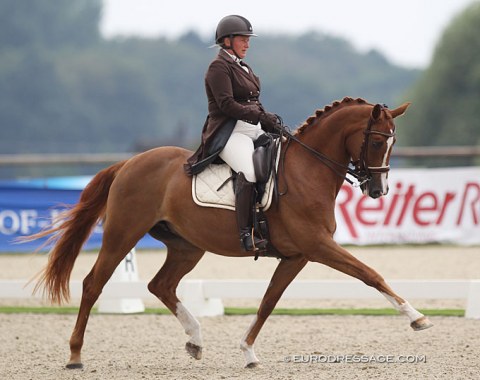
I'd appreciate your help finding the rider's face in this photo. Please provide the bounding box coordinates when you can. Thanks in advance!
[225,35,250,59]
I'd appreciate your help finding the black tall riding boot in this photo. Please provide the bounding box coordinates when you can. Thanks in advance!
[235,172,268,251]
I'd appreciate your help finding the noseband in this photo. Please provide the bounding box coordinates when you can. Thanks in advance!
[277,105,396,190]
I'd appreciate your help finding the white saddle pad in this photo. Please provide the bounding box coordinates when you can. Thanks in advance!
[192,164,276,211]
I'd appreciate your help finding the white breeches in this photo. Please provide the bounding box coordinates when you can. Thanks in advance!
[219,120,264,182]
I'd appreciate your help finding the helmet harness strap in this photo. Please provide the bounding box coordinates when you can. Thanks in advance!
[222,35,242,59]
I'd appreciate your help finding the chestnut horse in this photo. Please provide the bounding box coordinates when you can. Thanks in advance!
[31,97,432,369]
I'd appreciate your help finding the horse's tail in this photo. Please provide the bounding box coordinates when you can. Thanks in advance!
[28,160,128,304]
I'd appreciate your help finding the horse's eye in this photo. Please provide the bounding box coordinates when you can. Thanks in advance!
[372,141,383,149]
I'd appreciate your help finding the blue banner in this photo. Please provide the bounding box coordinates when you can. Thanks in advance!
[0,178,164,253]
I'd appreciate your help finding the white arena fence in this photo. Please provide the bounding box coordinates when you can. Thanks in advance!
[1,250,479,318]
[1,278,479,319]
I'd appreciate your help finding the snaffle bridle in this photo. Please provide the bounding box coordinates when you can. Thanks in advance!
[276,104,396,193]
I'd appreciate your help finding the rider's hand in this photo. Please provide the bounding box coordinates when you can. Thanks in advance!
[259,112,280,132]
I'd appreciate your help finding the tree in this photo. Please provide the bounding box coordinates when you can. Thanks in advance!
[0,0,101,50]
[0,1,420,156]
[398,2,480,147]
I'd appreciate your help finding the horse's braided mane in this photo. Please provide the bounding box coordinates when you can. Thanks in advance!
[295,97,369,135]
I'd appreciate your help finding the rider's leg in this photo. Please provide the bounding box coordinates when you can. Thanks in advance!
[219,133,267,251]
[219,132,257,182]
[234,172,267,251]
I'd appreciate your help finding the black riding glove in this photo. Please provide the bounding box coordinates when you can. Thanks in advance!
[259,112,280,132]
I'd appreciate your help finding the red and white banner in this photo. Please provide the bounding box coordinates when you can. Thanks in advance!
[334,167,480,245]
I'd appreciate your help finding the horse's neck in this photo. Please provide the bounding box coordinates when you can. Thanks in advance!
[284,109,365,202]
[299,104,371,163]
[293,118,351,170]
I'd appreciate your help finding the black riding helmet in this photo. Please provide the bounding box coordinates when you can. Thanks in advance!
[215,15,257,47]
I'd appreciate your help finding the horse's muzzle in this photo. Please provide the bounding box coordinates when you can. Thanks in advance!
[363,173,389,199]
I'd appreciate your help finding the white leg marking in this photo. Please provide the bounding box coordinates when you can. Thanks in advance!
[382,292,424,322]
[240,316,260,365]
[176,302,203,347]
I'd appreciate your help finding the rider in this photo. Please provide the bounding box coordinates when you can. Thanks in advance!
[185,15,279,252]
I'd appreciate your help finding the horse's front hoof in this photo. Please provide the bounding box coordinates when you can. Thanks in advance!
[245,361,260,368]
[410,316,433,331]
[185,342,202,360]
[65,362,84,370]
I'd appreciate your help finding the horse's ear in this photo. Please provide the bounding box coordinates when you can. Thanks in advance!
[390,102,411,119]
[372,104,382,120]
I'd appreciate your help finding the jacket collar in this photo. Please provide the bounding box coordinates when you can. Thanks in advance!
[218,50,260,89]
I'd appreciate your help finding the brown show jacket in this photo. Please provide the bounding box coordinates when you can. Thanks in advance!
[185,50,268,175]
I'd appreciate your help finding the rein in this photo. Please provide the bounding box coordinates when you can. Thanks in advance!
[275,107,395,194]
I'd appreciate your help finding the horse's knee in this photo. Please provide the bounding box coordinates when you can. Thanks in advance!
[147,279,161,297]
[148,278,173,303]
[81,273,102,303]
[363,271,385,289]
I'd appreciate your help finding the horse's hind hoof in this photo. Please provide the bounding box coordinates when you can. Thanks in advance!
[245,361,260,368]
[185,342,202,360]
[65,362,84,370]
[410,316,434,331]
